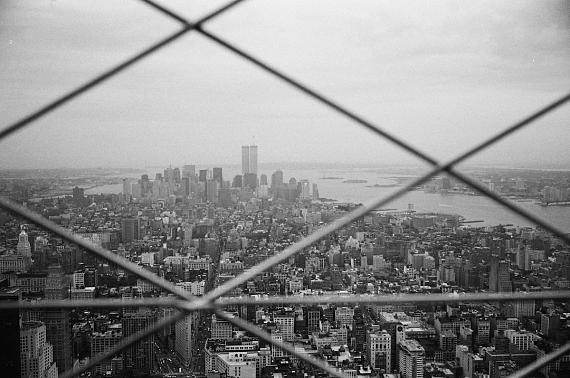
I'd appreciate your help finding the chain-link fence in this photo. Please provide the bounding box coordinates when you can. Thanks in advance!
[1,1,569,377]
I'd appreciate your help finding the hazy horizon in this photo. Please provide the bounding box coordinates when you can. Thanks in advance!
[3,160,570,173]
[1,0,569,169]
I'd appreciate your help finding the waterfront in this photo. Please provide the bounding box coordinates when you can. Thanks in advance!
[86,166,570,232]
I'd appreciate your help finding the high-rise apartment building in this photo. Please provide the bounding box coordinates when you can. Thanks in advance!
[399,339,425,378]
[20,321,58,378]
[241,145,258,175]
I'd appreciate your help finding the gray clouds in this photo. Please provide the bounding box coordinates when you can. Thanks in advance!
[0,0,569,168]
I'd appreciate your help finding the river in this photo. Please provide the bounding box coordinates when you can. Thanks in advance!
[85,166,570,232]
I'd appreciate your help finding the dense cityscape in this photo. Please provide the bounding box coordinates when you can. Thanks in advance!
[1,145,570,378]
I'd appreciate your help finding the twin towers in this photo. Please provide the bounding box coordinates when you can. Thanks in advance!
[241,145,258,175]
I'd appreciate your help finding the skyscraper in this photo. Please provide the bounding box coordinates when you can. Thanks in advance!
[182,165,196,179]
[260,174,268,186]
[173,167,181,183]
[242,145,250,175]
[489,257,512,292]
[241,145,258,175]
[243,173,258,190]
[367,329,392,372]
[199,169,208,183]
[213,167,223,185]
[206,179,219,204]
[17,226,32,260]
[121,218,140,244]
[42,265,72,372]
[399,339,425,378]
[175,314,194,365]
[91,327,123,375]
[271,170,283,189]
[122,178,132,195]
[20,321,58,378]
[232,175,243,188]
[122,309,156,372]
[249,145,258,174]
[0,287,22,377]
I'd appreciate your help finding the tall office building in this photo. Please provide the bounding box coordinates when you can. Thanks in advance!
[243,173,258,190]
[489,257,512,292]
[312,183,320,200]
[122,309,156,372]
[199,169,208,183]
[232,175,243,188]
[20,321,58,378]
[182,165,196,179]
[173,167,181,183]
[241,145,258,175]
[272,310,295,341]
[91,328,123,375]
[17,226,32,260]
[121,218,140,244]
[367,329,392,372]
[242,146,250,174]
[399,339,425,378]
[206,179,219,204]
[41,265,72,373]
[175,314,194,365]
[249,145,258,174]
[306,306,321,334]
[213,167,223,185]
[0,288,22,377]
[260,174,268,186]
[271,170,283,189]
[352,307,366,352]
[164,167,174,183]
[122,178,132,195]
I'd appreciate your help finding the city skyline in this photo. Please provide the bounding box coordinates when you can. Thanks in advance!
[1,1,570,377]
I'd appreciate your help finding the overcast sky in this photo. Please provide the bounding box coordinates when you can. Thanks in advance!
[1,0,569,169]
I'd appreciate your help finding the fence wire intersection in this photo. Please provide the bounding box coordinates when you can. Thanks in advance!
[1,0,569,377]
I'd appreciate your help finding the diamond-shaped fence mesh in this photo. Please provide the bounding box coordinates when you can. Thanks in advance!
[1,1,569,377]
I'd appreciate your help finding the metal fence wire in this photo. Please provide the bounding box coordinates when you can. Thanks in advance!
[1,1,570,377]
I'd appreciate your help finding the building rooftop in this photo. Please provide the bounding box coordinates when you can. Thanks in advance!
[399,339,425,353]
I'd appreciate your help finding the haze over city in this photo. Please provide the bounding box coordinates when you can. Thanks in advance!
[1,0,569,169]
[3,2,570,378]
